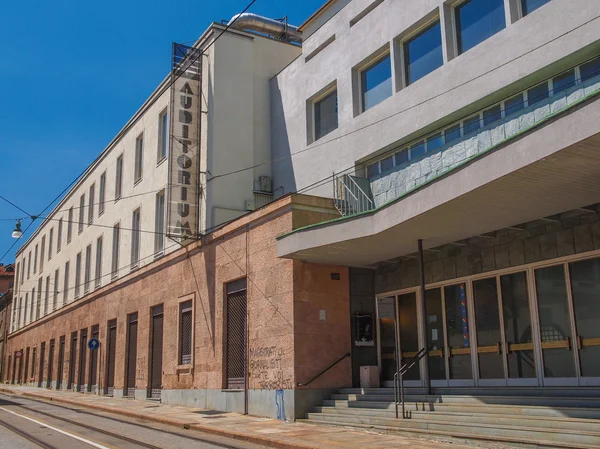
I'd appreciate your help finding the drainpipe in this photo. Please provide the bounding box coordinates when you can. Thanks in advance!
[418,240,431,396]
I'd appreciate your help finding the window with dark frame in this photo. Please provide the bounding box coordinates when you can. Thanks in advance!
[314,89,338,141]
[131,209,141,268]
[455,0,506,55]
[404,21,443,86]
[521,0,551,16]
[78,194,85,234]
[179,301,193,365]
[134,133,144,183]
[67,208,73,243]
[360,54,392,112]
[99,172,106,216]
[115,155,123,200]
[112,223,120,277]
[88,184,95,225]
[158,110,168,162]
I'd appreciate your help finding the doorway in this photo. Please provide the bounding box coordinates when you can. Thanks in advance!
[125,314,138,397]
[148,305,164,399]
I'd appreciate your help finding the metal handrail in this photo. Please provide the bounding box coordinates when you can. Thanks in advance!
[296,352,350,387]
[394,347,428,419]
[333,173,375,217]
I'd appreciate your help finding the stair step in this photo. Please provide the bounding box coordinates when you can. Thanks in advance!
[322,399,600,419]
[313,406,600,431]
[339,387,600,398]
[304,412,600,446]
[299,418,598,449]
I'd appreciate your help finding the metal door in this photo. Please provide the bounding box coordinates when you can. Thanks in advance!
[88,326,99,393]
[226,280,247,390]
[68,332,77,389]
[37,343,45,387]
[78,329,87,392]
[125,314,138,397]
[47,340,55,388]
[57,338,65,389]
[149,305,164,399]
[105,320,117,396]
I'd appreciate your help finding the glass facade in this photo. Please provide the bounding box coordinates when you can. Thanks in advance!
[456,0,506,55]
[404,22,443,85]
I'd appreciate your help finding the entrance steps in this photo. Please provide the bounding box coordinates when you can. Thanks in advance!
[300,388,600,448]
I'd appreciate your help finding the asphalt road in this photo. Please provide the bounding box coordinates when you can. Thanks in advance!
[0,394,268,449]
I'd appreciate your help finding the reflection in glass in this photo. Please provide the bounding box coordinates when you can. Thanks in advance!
[456,0,506,55]
[378,297,397,382]
[361,56,392,111]
[473,278,504,379]
[535,266,575,377]
[426,289,445,380]
[570,258,600,377]
[501,272,536,378]
[404,21,443,85]
[504,94,525,116]
[553,69,576,95]
[521,0,551,16]
[398,292,420,380]
[445,284,472,379]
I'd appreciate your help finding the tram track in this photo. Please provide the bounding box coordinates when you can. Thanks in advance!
[0,416,58,449]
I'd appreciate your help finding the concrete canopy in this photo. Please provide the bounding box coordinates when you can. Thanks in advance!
[277,98,600,267]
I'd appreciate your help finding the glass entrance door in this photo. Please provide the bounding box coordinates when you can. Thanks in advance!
[397,292,421,384]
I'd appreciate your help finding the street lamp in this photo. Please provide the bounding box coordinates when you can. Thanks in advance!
[11,220,22,239]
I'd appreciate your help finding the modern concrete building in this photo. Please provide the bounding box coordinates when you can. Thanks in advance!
[5,0,600,445]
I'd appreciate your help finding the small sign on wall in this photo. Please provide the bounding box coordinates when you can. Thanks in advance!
[355,313,374,347]
[319,310,326,321]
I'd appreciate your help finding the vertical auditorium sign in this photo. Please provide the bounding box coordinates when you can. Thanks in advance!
[166,43,202,240]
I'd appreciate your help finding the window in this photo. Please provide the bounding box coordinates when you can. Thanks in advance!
[48,228,53,260]
[527,82,549,105]
[84,245,92,293]
[57,219,63,253]
[131,209,141,268]
[134,133,144,183]
[34,245,38,274]
[30,287,35,322]
[36,278,42,319]
[395,149,409,166]
[505,93,525,116]
[379,155,394,173]
[115,154,123,200]
[444,124,462,143]
[15,262,20,287]
[40,237,45,272]
[158,109,168,161]
[179,300,193,365]
[404,21,443,85]
[45,276,50,316]
[521,0,551,16]
[88,184,95,224]
[456,0,506,55]
[24,293,28,325]
[426,133,444,152]
[112,223,120,278]
[78,194,85,234]
[99,172,106,216]
[410,140,426,159]
[314,89,338,140]
[361,54,392,112]
[53,268,59,311]
[155,191,165,255]
[367,163,379,178]
[21,260,25,284]
[75,252,82,299]
[27,251,31,279]
[552,69,576,95]
[95,236,103,288]
[63,261,70,304]
[67,207,73,243]
[581,57,600,82]
[483,104,502,126]
[463,114,482,135]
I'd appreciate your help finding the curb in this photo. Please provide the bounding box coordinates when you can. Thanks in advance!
[0,387,316,449]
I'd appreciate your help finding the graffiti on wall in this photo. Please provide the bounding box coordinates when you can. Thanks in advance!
[249,346,292,390]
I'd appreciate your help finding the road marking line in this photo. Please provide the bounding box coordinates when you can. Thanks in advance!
[0,406,111,449]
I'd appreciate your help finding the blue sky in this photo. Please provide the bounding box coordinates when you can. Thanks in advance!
[0,0,324,264]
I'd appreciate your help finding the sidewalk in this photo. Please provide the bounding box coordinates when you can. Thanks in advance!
[0,385,481,449]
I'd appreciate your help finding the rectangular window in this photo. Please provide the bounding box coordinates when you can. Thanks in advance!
[78,194,85,234]
[314,90,338,140]
[155,191,165,255]
[67,208,73,243]
[75,252,82,299]
[115,154,123,200]
[21,260,25,284]
[131,209,141,268]
[53,268,59,311]
[483,104,502,126]
[552,69,576,95]
[361,54,392,112]
[27,251,31,279]
[379,155,394,173]
[404,21,443,85]
[112,223,120,278]
[40,236,45,272]
[95,236,103,288]
[581,57,600,82]
[84,245,92,293]
[15,262,20,287]
[48,228,53,261]
[456,0,506,55]
[504,93,525,116]
[134,134,144,183]
[367,163,379,178]
[410,140,426,159]
[521,0,551,16]
[463,114,482,135]
[36,278,42,320]
[179,300,193,365]
[158,110,168,161]
[45,276,50,316]
[527,82,549,105]
[444,124,462,143]
[34,244,38,274]
[57,219,62,253]
[88,184,95,224]
[395,149,409,166]
[426,133,444,152]
[63,261,70,304]
[30,287,35,322]
[99,172,106,216]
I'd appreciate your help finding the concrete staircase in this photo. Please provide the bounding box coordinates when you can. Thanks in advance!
[300,387,600,448]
